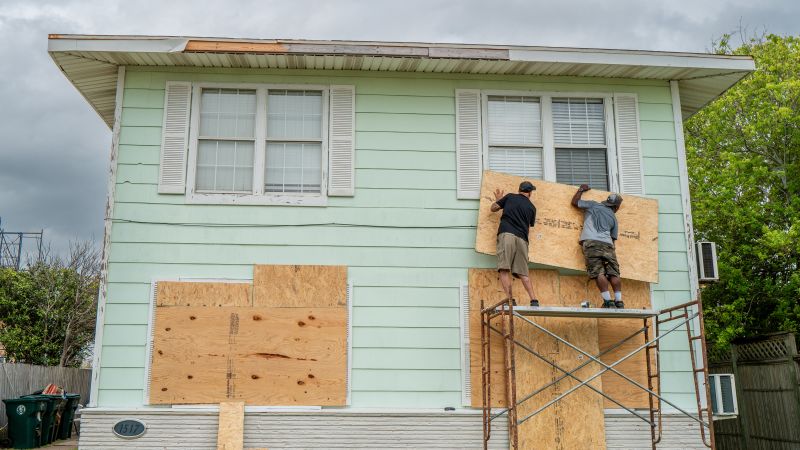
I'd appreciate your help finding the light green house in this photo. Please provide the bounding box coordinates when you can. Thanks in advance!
[49,34,753,449]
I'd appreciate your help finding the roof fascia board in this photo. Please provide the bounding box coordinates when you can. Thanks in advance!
[509,49,755,71]
[48,38,188,53]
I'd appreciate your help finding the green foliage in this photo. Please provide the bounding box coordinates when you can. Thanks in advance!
[686,34,800,350]
[0,243,99,367]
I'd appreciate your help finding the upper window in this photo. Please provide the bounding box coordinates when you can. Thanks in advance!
[486,96,543,179]
[188,84,328,204]
[483,94,612,191]
[552,98,609,190]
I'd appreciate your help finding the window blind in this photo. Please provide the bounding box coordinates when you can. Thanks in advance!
[555,148,609,190]
[552,98,605,146]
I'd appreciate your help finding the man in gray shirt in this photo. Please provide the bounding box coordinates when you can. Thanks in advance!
[571,184,624,308]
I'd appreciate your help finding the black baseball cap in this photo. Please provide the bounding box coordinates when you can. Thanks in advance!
[519,181,536,192]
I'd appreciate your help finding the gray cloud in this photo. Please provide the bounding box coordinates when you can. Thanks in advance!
[0,0,796,256]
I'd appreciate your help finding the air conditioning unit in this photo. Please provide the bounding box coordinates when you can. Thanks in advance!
[696,241,719,283]
[709,374,738,418]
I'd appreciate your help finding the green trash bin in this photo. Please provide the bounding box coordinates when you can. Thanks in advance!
[56,394,80,440]
[3,397,47,449]
[22,395,63,446]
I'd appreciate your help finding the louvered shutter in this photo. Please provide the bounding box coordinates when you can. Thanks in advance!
[455,89,482,199]
[328,85,355,196]
[158,82,192,194]
[613,93,645,195]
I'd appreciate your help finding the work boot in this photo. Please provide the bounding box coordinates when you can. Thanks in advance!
[614,300,625,309]
[530,299,540,307]
[602,300,615,308]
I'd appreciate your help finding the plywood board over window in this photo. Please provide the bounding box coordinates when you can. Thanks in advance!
[475,170,659,283]
[149,265,348,406]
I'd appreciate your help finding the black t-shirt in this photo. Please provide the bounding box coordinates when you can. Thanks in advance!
[496,193,537,242]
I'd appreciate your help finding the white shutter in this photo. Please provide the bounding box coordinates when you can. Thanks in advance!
[455,89,482,199]
[328,85,355,196]
[613,93,645,195]
[158,82,192,194]
[460,284,471,406]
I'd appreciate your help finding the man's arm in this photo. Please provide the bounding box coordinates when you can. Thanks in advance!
[611,218,619,241]
[571,184,590,207]
[490,189,505,212]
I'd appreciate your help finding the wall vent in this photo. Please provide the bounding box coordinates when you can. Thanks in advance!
[696,241,719,283]
[709,373,738,418]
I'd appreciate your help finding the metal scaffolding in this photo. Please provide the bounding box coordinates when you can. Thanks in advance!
[481,298,715,450]
[0,218,44,270]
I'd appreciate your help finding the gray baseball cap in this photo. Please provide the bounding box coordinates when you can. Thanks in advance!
[602,193,623,207]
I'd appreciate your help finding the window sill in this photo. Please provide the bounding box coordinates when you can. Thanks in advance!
[185,192,328,207]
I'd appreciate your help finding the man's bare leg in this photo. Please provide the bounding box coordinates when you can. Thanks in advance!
[609,275,623,307]
[520,275,538,306]
[593,274,613,307]
[498,269,513,300]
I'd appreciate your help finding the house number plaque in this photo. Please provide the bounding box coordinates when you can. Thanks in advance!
[112,419,147,439]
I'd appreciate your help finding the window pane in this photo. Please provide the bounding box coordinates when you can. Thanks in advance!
[487,96,541,146]
[553,98,605,146]
[555,147,608,190]
[267,90,323,140]
[196,140,254,193]
[488,147,543,179]
[265,142,322,193]
[199,88,256,139]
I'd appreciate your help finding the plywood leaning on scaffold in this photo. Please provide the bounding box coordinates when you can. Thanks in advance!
[149,265,348,406]
[475,170,659,283]
[468,269,607,450]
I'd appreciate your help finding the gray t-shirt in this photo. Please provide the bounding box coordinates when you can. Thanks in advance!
[577,200,618,245]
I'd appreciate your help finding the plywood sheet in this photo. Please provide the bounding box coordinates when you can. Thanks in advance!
[253,265,347,307]
[217,401,244,450]
[597,279,653,409]
[157,281,252,307]
[149,306,347,405]
[469,269,607,449]
[475,170,659,283]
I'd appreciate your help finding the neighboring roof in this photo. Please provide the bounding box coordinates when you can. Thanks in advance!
[48,34,754,128]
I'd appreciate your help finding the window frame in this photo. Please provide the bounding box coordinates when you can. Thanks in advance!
[186,82,330,206]
[480,90,620,192]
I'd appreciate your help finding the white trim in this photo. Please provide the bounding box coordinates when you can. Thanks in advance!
[670,81,699,298]
[185,82,330,207]
[142,280,160,405]
[459,284,471,406]
[708,373,738,416]
[89,65,125,408]
[480,90,617,188]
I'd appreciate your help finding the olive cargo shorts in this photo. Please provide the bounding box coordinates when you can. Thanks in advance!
[582,239,620,279]
[497,232,529,277]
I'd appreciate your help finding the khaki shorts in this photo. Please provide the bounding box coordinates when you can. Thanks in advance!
[497,232,529,277]
[582,239,620,279]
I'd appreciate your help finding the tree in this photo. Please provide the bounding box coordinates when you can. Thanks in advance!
[686,34,800,349]
[0,241,99,366]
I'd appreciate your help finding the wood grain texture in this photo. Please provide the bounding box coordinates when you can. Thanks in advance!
[253,265,347,307]
[469,269,607,449]
[149,306,347,405]
[157,281,252,307]
[475,170,659,283]
[217,401,244,450]
[597,279,653,409]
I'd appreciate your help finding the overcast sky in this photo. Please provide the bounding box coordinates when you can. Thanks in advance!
[0,0,797,257]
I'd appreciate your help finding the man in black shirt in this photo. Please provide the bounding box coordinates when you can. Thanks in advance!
[491,181,539,306]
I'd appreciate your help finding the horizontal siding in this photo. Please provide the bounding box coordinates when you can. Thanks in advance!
[98,69,697,410]
[77,409,708,449]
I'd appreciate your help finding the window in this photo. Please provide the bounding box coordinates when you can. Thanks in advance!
[486,96,543,179]
[553,98,609,190]
[482,93,614,191]
[187,84,329,205]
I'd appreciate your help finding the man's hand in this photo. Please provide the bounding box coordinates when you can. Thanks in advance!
[494,189,505,201]
[579,184,591,192]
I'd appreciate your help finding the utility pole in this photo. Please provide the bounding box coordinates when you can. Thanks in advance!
[0,217,44,270]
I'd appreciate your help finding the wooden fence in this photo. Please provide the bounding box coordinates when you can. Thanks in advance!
[0,363,91,429]
[708,332,800,450]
